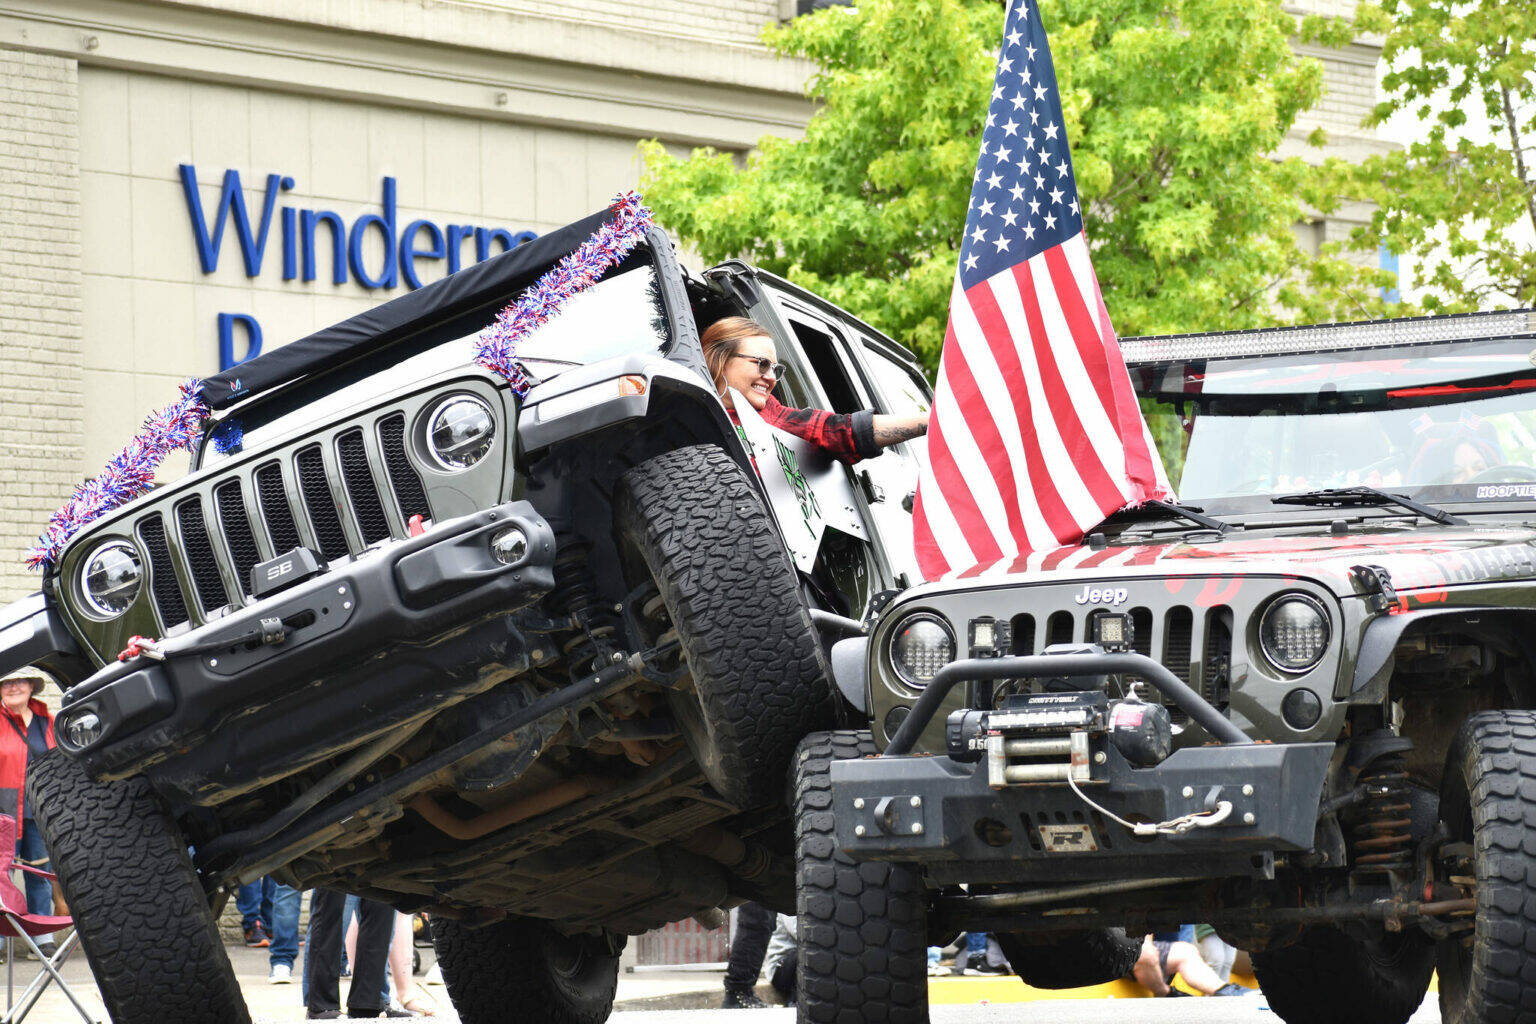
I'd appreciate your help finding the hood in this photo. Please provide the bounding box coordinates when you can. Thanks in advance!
[921,524,1536,598]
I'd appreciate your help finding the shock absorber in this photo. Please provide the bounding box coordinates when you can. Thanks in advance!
[547,541,621,675]
[1349,749,1415,874]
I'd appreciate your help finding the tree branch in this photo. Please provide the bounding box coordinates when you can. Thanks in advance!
[1497,42,1536,237]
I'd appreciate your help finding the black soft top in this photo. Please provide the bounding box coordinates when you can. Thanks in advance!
[198,207,613,410]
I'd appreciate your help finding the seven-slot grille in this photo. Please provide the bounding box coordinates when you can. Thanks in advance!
[134,413,434,630]
[1006,603,1233,725]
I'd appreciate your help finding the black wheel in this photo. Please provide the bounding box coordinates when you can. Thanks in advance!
[431,916,622,1024]
[994,929,1141,988]
[26,750,249,1024]
[614,444,834,808]
[1252,924,1434,1024]
[1437,710,1536,1024]
[793,730,927,1024]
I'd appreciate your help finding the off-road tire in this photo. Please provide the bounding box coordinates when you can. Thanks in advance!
[793,730,927,1024]
[615,444,833,808]
[1437,710,1536,1024]
[995,929,1141,989]
[431,916,620,1024]
[26,750,249,1024]
[1252,924,1434,1024]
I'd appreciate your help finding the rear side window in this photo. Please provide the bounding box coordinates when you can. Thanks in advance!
[862,344,932,417]
[791,322,864,414]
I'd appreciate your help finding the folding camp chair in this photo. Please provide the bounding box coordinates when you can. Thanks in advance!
[0,815,93,1023]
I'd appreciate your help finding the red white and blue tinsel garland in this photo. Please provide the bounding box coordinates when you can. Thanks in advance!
[26,194,654,570]
[474,191,654,397]
[26,379,210,570]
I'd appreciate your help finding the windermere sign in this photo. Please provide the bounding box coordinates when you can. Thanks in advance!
[179,165,538,370]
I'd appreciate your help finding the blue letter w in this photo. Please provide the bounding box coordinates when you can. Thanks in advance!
[179,164,281,276]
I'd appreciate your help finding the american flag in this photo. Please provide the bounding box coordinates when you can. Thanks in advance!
[912,0,1170,579]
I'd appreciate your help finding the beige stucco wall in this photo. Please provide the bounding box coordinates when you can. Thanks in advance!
[0,51,84,603]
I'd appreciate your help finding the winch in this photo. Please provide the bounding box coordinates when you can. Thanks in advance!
[946,690,1173,788]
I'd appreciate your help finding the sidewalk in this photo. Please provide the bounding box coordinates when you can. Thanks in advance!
[0,941,1275,1020]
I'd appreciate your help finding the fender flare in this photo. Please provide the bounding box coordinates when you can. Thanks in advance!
[1350,605,1536,701]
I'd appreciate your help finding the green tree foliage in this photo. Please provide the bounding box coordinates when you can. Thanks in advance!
[1354,0,1536,309]
[641,0,1396,371]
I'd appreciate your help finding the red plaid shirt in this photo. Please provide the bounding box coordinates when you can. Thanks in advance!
[731,395,879,465]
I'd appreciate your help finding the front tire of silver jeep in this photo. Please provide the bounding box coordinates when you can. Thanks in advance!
[614,443,835,809]
[27,750,250,1024]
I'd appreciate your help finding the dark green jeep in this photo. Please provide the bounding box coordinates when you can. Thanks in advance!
[800,309,1536,1024]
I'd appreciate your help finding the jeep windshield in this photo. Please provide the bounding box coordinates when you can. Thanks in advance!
[200,259,666,467]
[1134,337,1536,514]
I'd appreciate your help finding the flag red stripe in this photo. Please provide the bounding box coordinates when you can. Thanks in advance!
[963,281,1077,542]
[1011,260,1126,512]
[1042,246,1121,438]
[924,403,1004,566]
[939,331,1032,550]
[1090,268,1162,495]
[911,491,944,578]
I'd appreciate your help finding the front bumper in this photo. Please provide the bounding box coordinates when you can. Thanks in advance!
[838,651,1331,885]
[55,502,556,801]
[832,742,1332,886]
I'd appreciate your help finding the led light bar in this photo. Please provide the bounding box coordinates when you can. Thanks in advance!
[1120,309,1533,364]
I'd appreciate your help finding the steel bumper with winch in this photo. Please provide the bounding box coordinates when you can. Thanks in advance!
[832,652,1333,886]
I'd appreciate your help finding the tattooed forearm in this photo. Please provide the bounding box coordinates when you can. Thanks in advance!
[872,414,930,447]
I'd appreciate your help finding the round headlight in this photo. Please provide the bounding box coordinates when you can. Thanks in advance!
[889,613,956,687]
[427,396,495,471]
[80,542,142,618]
[1259,594,1331,672]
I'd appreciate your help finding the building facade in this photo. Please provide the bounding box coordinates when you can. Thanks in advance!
[0,0,1386,603]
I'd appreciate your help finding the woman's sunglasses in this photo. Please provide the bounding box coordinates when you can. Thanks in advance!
[733,354,787,378]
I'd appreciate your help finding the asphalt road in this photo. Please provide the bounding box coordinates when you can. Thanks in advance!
[611,997,1443,1024]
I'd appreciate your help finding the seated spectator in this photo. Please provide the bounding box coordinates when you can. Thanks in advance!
[1131,926,1250,997]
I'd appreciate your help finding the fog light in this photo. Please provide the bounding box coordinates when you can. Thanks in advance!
[490,527,529,566]
[1282,688,1323,730]
[63,710,102,748]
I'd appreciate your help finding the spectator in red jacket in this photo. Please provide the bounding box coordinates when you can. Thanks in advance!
[703,317,928,462]
[0,667,57,935]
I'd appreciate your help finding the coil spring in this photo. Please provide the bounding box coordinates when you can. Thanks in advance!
[547,541,620,674]
[1350,753,1414,873]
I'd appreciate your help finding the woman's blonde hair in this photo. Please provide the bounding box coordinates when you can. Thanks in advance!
[700,317,770,390]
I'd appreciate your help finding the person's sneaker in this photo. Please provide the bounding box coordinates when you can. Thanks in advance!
[244,922,271,948]
[722,988,768,1009]
[270,963,293,984]
[305,1012,340,1021]
[960,954,1008,976]
[927,962,947,976]
[22,939,56,962]
[1213,982,1255,997]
